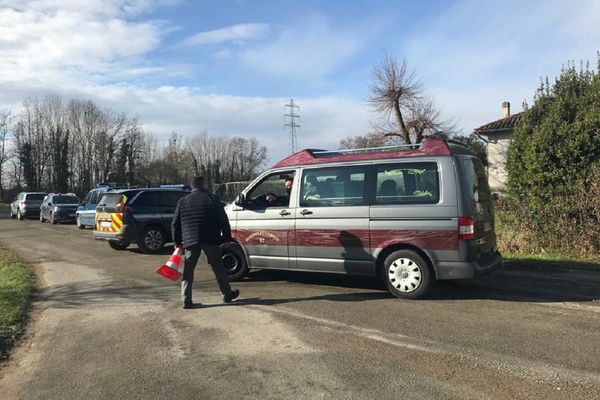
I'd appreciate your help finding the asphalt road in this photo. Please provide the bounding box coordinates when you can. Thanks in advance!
[1,216,600,399]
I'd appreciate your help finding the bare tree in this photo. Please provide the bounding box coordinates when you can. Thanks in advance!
[368,54,454,145]
[339,131,390,149]
[0,110,12,201]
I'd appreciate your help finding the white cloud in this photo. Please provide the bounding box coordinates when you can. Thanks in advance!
[183,23,269,46]
[0,4,374,164]
[0,2,168,87]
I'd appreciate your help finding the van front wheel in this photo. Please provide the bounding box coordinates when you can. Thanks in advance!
[383,250,432,299]
[220,243,248,281]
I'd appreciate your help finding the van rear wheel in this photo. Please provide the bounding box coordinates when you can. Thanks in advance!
[383,250,432,299]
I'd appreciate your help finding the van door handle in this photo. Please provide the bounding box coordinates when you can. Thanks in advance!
[279,210,291,216]
[300,209,313,216]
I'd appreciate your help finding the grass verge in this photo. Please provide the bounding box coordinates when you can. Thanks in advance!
[503,253,600,272]
[0,248,34,359]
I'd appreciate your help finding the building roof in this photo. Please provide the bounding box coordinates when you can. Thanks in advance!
[474,112,523,134]
[271,138,455,168]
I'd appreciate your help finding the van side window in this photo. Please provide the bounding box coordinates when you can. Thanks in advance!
[300,166,366,207]
[247,171,296,208]
[374,162,439,204]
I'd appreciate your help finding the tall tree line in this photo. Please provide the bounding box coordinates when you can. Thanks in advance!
[0,95,268,201]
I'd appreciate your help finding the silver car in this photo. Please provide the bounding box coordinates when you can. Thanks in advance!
[9,192,46,220]
[221,138,502,299]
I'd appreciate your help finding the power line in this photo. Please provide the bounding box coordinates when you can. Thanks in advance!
[284,98,300,154]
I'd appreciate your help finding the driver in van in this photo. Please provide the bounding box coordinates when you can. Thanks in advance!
[265,178,293,206]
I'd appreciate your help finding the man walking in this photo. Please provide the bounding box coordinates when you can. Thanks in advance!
[172,176,239,309]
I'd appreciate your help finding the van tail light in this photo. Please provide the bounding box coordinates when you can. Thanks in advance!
[458,217,475,241]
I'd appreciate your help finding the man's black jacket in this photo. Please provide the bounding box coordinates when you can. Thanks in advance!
[172,188,231,248]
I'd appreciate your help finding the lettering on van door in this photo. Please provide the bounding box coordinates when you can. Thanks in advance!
[246,231,282,244]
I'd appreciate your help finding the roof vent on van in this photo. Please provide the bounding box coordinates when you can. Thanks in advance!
[272,138,452,168]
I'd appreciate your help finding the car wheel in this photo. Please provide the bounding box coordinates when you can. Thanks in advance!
[137,226,165,254]
[17,209,24,221]
[76,215,85,229]
[40,212,45,223]
[220,242,249,281]
[382,250,432,299]
[50,212,57,224]
[109,241,130,251]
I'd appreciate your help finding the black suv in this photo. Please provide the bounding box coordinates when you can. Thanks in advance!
[93,188,190,253]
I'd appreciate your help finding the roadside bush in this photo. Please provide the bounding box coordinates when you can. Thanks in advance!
[496,166,600,259]
[507,61,600,211]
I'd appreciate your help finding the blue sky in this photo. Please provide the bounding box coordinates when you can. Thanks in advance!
[1,0,599,164]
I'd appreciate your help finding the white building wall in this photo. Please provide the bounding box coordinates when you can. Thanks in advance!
[486,132,511,192]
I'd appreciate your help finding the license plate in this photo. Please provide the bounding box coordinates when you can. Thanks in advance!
[100,221,112,228]
[98,213,111,220]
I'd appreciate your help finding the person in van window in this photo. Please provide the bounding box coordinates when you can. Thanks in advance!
[265,178,293,206]
[172,176,239,309]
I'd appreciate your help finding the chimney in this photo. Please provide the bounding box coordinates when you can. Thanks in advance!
[502,101,510,118]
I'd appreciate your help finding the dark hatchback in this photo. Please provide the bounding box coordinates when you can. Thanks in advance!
[93,188,190,253]
[40,193,81,224]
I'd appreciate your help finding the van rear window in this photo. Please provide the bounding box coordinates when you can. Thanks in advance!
[374,162,439,205]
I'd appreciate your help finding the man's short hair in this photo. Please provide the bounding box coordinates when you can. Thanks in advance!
[191,176,205,189]
[285,177,293,183]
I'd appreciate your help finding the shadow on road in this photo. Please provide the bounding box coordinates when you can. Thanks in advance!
[245,262,600,303]
[33,281,174,309]
[32,261,600,309]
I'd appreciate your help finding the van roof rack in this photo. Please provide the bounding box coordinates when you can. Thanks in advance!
[272,138,454,168]
[311,143,420,157]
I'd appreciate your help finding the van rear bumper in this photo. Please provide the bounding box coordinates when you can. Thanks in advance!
[435,251,502,280]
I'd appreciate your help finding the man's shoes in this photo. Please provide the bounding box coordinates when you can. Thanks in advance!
[183,301,194,309]
[223,289,240,304]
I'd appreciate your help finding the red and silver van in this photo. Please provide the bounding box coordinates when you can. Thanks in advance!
[221,138,502,299]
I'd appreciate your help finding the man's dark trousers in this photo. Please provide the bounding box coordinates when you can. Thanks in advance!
[181,244,232,303]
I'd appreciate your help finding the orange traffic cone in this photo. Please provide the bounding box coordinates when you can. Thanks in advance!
[155,247,183,281]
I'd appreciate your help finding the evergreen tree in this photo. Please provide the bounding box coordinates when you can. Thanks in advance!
[507,58,600,210]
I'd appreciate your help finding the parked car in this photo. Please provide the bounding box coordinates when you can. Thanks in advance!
[76,185,114,229]
[93,188,190,253]
[10,192,46,220]
[221,138,502,299]
[40,193,81,224]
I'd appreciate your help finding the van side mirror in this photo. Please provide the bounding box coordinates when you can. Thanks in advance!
[234,194,245,207]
